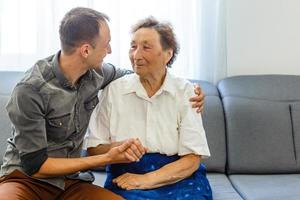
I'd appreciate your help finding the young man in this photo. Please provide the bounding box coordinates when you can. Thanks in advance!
[0,7,204,200]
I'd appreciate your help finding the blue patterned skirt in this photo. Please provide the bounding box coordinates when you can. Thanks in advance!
[104,153,212,200]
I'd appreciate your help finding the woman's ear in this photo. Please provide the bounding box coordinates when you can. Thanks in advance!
[165,49,173,65]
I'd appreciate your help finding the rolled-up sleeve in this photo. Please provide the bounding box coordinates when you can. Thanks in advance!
[178,84,211,158]
[6,84,48,175]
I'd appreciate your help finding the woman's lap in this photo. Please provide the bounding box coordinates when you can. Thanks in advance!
[105,153,212,200]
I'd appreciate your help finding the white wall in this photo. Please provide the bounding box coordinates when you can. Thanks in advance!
[226,0,300,76]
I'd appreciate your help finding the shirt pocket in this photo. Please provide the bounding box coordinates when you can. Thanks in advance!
[46,113,75,142]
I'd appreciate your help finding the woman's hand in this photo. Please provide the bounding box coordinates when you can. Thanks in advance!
[113,173,152,190]
[112,154,201,190]
[189,84,205,113]
[106,138,147,164]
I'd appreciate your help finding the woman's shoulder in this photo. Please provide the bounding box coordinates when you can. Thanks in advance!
[168,73,194,94]
[106,73,137,92]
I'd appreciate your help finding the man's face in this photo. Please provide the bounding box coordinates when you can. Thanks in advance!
[89,21,111,69]
[129,28,170,77]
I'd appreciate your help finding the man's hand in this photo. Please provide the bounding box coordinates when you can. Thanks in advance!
[189,84,205,113]
[113,173,152,190]
[106,138,147,164]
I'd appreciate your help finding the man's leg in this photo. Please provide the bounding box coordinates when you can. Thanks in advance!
[59,179,124,200]
[0,170,60,200]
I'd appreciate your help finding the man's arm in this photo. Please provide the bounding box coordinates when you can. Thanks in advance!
[96,63,132,89]
[7,84,145,178]
[7,84,48,176]
[33,139,142,178]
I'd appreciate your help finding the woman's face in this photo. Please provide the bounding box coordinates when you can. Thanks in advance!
[129,28,172,78]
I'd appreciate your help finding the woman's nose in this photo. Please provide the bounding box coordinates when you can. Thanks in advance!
[133,48,142,59]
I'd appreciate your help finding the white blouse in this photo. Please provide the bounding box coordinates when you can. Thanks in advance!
[84,72,210,157]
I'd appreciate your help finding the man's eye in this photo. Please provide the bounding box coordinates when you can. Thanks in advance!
[130,45,137,49]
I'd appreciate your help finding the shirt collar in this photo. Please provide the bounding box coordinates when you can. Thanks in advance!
[123,70,176,97]
[51,51,92,90]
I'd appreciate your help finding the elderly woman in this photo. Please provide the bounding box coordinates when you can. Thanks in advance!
[85,17,212,200]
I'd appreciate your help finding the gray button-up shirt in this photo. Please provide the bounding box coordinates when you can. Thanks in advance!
[0,51,131,189]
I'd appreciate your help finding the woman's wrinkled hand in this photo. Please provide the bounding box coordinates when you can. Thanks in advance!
[113,173,152,190]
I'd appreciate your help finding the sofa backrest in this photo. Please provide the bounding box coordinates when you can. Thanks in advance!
[0,71,24,164]
[191,80,226,173]
[0,72,228,172]
[218,75,300,174]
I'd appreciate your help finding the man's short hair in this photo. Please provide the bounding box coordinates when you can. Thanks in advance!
[131,17,180,67]
[59,7,109,54]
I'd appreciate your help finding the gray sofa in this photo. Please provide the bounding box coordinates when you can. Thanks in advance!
[1,71,300,200]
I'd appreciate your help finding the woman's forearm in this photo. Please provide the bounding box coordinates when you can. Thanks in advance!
[146,154,201,188]
[88,142,123,155]
[88,144,112,155]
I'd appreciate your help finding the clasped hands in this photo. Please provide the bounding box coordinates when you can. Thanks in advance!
[106,138,147,164]
[105,138,153,190]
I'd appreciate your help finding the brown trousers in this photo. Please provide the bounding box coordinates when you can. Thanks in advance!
[0,170,124,200]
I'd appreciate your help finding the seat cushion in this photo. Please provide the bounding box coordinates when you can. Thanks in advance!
[93,171,107,187]
[93,172,244,200]
[229,174,300,200]
[207,173,243,200]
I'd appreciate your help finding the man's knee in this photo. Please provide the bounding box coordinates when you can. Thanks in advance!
[61,182,124,200]
[0,181,36,200]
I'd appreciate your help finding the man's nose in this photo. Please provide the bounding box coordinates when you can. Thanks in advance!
[107,44,112,54]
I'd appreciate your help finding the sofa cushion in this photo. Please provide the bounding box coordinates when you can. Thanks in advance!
[202,96,226,172]
[92,172,244,200]
[229,174,300,200]
[0,71,24,95]
[218,75,300,101]
[290,103,300,170]
[223,97,297,174]
[0,95,11,164]
[93,171,107,186]
[0,71,23,165]
[207,173,243,200]
[218,75,300,174]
